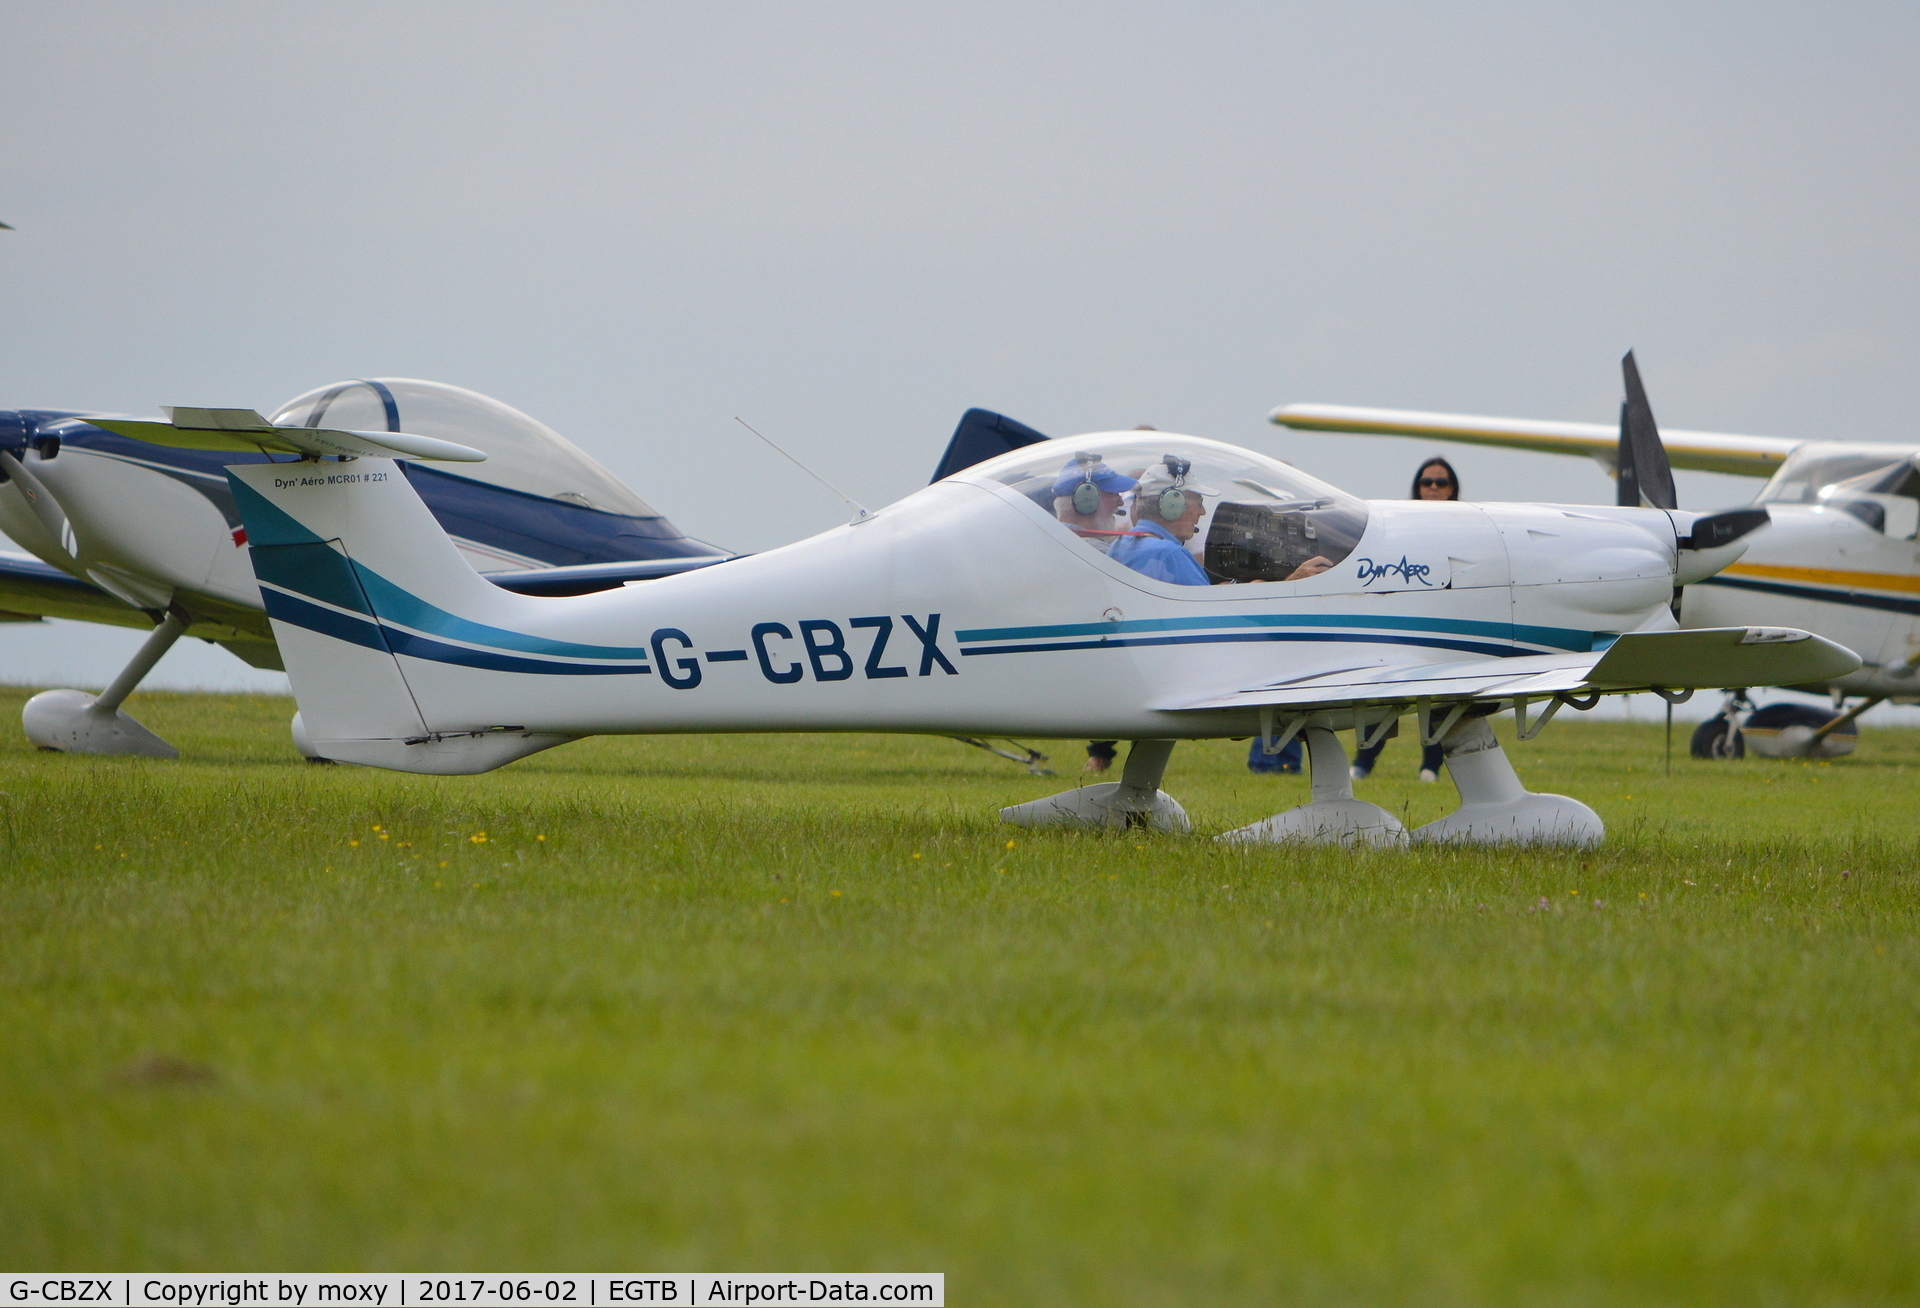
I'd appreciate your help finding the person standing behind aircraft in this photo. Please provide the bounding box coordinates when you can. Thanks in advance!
[1351,455,1462,782]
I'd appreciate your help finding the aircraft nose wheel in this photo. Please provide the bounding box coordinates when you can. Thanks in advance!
[1689,715,1745,760]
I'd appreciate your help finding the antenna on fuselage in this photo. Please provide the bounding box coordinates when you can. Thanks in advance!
[734,417,871,522]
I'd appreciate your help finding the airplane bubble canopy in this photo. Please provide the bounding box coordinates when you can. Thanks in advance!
[271,379,657,518]
[956,433,1370,585]
[1757,442,1920,538]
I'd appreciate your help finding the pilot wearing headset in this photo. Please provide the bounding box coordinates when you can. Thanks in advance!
[1108,456,1215,586]
[1051,453,1140,552]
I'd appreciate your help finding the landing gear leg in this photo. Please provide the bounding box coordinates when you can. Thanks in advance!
[999,738,1191,832]
[1411,716,1601,846]
[22,607,188,758]
[1217,727,1407,847]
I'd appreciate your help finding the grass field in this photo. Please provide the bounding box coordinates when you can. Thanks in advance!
[2,685,1917,1304]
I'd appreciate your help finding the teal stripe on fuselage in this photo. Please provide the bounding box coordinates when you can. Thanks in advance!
[232,473,653,662]
[954,613,1607,653]
[350,567,652,661]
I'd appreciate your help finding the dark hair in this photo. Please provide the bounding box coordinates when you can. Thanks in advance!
[1412,456,1460,501]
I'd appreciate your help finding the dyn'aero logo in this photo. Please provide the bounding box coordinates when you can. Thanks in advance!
[1355,556,1434,587]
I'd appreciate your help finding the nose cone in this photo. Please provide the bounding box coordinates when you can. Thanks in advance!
[1670,508,1770,585]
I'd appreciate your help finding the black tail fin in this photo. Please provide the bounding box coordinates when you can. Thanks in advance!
[930,409,1049,483]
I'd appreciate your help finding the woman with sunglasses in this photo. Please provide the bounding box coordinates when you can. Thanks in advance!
[1350,457,1461,782]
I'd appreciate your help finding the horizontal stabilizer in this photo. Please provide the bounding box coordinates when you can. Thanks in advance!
[89,411,485,463]
[1269,403,1801,478]
[485,554,737,596]
[1171,626,1858,713]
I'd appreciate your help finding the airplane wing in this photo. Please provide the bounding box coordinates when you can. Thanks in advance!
[1268,403,1803,478]
[0,549,285,667]
[0,549,146,628]
[87,409,486,463]
[1167,627,1859,713]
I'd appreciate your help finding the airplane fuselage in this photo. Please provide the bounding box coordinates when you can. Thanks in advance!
[234,432,1743,772]
[1684,503,1920,697]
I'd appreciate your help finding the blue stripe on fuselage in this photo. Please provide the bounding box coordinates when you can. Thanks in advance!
[955,613,1608,654]
[1698,574,1920,618]
[959,630,1523,659]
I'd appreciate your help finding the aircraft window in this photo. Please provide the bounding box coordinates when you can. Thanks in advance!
[966,435,1368,585]
[1822,458,1920,538]
[1758,447,1920,538]
[270,378,659,518]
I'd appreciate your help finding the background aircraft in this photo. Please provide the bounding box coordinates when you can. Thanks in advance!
[1271,360,1920,759]
[0,378,731,756]
[112,399,1852,846]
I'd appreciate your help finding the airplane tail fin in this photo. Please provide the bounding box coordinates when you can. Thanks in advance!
[227,460,617,772]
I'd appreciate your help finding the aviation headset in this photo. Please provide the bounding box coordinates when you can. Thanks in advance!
[1070,451,1105,516]
[1155,455,1192,521]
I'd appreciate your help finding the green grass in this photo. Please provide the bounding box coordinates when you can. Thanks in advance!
[1,686,1917,1304]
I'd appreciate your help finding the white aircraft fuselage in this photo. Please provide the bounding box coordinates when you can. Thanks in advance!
[226,432,1840,778]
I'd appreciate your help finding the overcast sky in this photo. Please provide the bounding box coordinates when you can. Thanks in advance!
[4,1,1917,696]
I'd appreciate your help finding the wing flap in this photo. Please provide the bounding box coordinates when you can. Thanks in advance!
[1268,404,1801,478]
[1168,650,1600,711]
[1167,626,1859,712]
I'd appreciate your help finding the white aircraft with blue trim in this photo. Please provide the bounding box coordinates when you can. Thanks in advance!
[0,379,731,757]
[104,367,1857,847]
[1272,355,1920,758]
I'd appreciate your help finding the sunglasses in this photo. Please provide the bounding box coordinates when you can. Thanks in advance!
[1418,477,1453,488]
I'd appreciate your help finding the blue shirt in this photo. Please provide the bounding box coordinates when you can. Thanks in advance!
[1109,519,1209,586]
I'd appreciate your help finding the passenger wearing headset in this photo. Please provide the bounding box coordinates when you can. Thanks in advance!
[1051,453,1140,551]
[1108,457,1214,585]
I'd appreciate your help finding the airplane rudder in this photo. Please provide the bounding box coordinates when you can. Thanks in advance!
[227,458,505,613]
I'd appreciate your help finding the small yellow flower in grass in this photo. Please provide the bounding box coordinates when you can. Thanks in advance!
[911,852,922,860]
[535,834,546,842]
[439,860,450,868]
[94,844,103,850]
[1004,839,1016,849]
[372,825,383,832]
[349,840,360,848]
[397,841,411,849]
[470,832,489,844]
[378,833,389,841]
[830,890,842,897]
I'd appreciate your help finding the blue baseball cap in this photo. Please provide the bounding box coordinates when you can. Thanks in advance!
[1052,455,1138,497]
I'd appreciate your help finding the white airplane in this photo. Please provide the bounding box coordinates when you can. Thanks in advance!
[0,378,731,757]
[1272,358,1920,759]
[99,394,1856,847]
